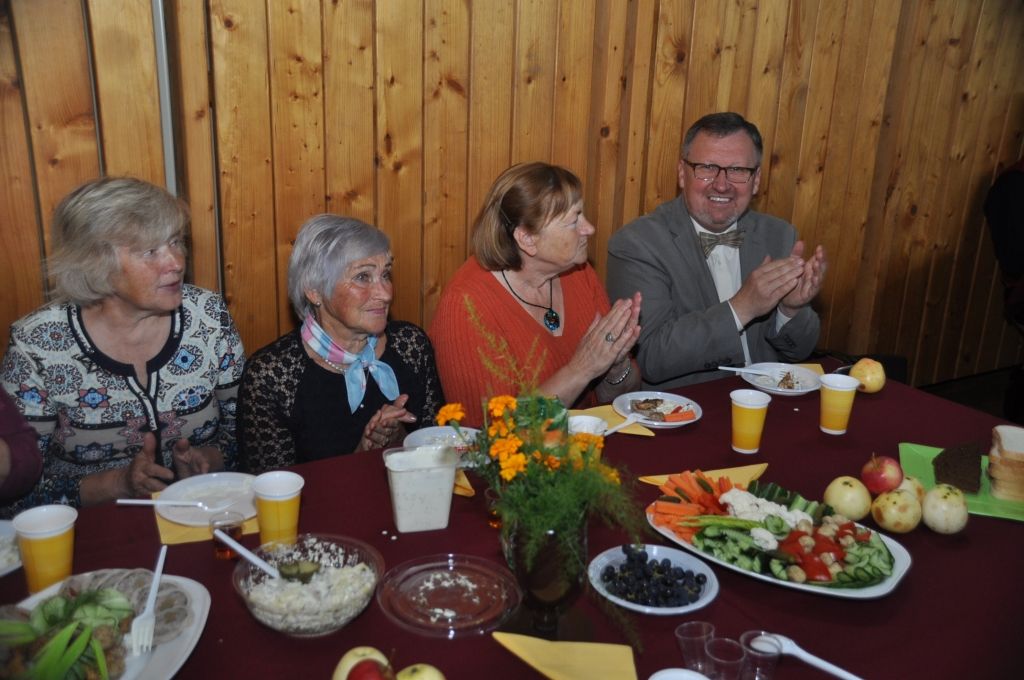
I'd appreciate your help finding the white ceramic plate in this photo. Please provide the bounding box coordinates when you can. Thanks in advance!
[19,573,210,680]
[646,512,912,599]
[740,363,821,395]
[587,544,719,615]
[403,426,480,451]
[156,472,256,527]
[0,520,20,578]
[612,391,702,429]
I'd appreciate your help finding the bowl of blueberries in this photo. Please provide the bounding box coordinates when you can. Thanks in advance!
[588,544,719,615]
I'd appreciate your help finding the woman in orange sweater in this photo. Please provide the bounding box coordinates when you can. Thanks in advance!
[429,162,641,425]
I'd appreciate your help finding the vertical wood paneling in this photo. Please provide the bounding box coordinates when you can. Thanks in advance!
[550,0,595,178]
[513,0,557,163]
[323,0,376,225]
[826,0,901,352]
[422,0,469,325]
[643,0,692,211]
[87,0,164,184]
[268,0,326,330]
[209,0,278,349]
[588,0,648,280]
[0,1,44,348]
[2,0,1022,389]
[467,1,514,225]
[761,0,817,219]
[10,0,99,256]
[743,0,787,198]
[375,1,423,324]
[167,1,219,291]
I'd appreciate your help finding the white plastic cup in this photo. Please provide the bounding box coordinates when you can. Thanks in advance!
[740,630,782,680]
[13,504,78,593]
[252,471,304,545]
[384,446,459,533]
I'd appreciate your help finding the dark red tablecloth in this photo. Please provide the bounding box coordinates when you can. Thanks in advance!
[3,374,1020,679]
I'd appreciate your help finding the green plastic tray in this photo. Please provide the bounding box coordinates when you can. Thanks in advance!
[899,442,1024,522]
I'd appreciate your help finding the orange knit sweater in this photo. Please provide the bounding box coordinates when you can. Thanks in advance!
[429,257,612,426]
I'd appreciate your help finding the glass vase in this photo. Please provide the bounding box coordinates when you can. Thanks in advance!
[501,516,588,638]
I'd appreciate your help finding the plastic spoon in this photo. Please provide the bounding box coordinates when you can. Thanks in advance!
[717,365,779,378]
[767,634,864,680]
[602,414,640,436]
[213,528,280,579]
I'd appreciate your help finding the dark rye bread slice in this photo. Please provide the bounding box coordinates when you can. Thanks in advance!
[932,442,982,494]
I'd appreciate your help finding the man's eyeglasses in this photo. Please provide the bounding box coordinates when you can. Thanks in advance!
[683,160,758,184]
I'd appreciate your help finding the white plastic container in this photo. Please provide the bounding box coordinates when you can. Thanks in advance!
[383,446,459,533]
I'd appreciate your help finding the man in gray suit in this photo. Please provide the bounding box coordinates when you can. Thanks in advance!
[607,112,827,389]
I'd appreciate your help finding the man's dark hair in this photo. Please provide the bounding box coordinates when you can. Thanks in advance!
[682,112,763,164]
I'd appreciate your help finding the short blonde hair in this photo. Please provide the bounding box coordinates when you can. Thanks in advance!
[48,177,189,305]
[472,162,583,271]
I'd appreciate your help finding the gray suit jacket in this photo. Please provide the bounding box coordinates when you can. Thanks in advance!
[607,197,820,389]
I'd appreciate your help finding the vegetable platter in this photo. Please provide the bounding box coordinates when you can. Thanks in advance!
[647,470,911,599]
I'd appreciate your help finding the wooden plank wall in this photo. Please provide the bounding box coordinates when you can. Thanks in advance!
[1,0,1022,387]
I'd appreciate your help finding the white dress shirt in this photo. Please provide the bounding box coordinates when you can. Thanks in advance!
[692,219,791,366]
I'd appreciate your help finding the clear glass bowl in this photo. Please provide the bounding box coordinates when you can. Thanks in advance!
[232,533,384,637]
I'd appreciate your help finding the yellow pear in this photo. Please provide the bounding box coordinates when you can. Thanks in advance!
[849,358,886,393]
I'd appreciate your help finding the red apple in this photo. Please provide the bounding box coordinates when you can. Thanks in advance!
[347,659,395,680]
[861,454,904,495]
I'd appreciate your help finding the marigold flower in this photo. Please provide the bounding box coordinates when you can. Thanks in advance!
[544,454,561,471]
[499,452,528,481]
[489,434,523,461]
[488,420,510,438]
[488,395,518,419]
[436,403,465,426]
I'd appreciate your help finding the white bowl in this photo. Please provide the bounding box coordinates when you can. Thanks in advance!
[568,415,607,435]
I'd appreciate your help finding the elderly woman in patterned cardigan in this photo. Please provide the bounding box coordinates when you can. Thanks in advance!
[237,215,443,473]
[1,177,244,515]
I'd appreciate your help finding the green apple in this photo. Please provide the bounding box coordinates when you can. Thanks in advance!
[395,663,446,680]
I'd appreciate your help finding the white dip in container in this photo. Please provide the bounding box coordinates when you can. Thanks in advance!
[383,446,459,533]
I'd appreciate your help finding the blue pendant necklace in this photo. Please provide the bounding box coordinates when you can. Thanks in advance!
[501,270,560,332]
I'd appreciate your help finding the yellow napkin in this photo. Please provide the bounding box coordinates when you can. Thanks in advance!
[152,492,259,545]
[492,632,637,680]
[454,469,475,497]
[639,462,768,488]
[570,406,653,437]
[798,363,825,375]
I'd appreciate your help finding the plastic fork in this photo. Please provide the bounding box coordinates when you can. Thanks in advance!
[717,365,781,379]
[117,498,234,512]
[767,633,864,680]
[130,544,167,656]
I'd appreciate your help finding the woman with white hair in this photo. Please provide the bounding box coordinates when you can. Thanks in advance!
[237,214,443,473]
[1,177,245,514]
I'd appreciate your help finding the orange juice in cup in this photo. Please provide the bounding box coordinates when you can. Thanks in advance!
[252,471,304,545]
[819,374,860,435]
[730,389,772,454]
[12,505,78,593]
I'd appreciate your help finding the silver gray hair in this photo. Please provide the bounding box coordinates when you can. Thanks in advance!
[48,177,189,305]
[288,214,391,320]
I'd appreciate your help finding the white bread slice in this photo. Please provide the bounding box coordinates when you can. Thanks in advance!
[990,447,1024,473]
[993,425,1024,461]
[990,477,1024,502]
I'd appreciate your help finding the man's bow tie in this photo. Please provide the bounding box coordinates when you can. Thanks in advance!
[699,230,745,257]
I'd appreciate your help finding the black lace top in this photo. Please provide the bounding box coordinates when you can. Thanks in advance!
[237,321,443,473]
